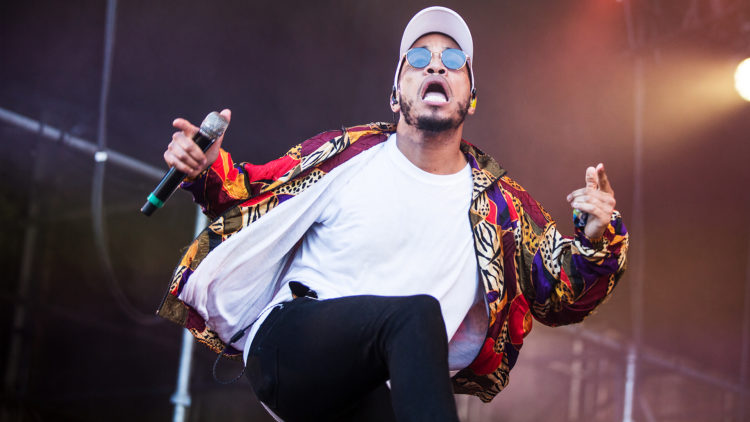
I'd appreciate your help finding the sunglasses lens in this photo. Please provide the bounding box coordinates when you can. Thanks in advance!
[442,49,466,70]
[406,48,431,68]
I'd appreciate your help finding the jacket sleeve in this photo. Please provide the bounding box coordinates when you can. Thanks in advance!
[511,182,629,326]
[180,147,302,219]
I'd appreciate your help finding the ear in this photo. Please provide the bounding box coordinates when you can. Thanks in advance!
[390,87,401,113]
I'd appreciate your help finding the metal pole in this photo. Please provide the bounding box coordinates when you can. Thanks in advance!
[570,326,750,394]
[171,208,208,422]
[97,0,117,152]
[567,338,584,421]
[0,107,163,181]
[622,344,637,422]
[1,136,47,422]
[622,1,645,420]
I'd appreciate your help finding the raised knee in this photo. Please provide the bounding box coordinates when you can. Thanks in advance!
[387,295,448,349]
[405,294,442,316]
[392,295,444,330]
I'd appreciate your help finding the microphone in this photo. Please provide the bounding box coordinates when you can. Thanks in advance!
[140,111,229,216]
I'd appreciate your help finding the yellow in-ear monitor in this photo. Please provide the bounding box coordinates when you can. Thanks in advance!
[470,96,477,109]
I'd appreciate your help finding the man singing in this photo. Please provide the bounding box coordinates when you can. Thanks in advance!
[157,6,628,421]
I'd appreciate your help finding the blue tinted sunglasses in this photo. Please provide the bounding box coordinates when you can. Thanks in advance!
[405,47,468,70]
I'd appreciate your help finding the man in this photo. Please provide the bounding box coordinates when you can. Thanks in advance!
[158,6,628,421]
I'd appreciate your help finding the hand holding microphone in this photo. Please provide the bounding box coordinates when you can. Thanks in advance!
[141,109,231,216]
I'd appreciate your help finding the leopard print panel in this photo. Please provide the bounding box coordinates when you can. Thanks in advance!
[275,169,325,196]
[539,225,567,278]
[471,168,493,200]
[189,326,241,359]
[286,144,302,160]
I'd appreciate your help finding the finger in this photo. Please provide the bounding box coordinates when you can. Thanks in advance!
[570,201,611,223]
[167,140,204,170]
[572,193,615,217]
[570,200,597,213]
[567,186,601,202]
[573,191,616,211]
[164,150,201,176]
[578,189,616,205]
[596,163,614,195]
[567,188,585,202]
[172,132,207,165]
[172,118,199,138]
[219,108,232,124]
[170,145,203,170]
[585,166,598,190]
[212,108,232,149]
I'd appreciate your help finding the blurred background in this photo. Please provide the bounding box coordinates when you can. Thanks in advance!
[1,0,749,421]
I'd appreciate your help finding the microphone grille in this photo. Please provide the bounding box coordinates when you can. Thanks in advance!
[199,111,229,139]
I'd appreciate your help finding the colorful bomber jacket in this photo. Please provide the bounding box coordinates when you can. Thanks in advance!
[156,122,628,402]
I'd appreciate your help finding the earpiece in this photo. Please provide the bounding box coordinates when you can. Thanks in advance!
[390,86,399,105]
[470,88,477,109]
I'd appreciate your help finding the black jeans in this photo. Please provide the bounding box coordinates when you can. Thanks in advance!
[245,294,460,422]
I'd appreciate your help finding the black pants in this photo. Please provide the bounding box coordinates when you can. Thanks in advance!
[245,294,460,422]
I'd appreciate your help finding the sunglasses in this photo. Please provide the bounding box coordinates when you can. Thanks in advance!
[405,47,468,70]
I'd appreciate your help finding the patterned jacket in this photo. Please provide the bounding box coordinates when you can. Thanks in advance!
[156,122,628,402]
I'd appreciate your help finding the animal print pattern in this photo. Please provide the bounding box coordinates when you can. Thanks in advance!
[274,169,325,196]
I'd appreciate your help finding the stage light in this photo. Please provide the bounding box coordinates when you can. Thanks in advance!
[735,58,750,102]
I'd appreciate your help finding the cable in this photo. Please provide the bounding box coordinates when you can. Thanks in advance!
[91,0,160,326]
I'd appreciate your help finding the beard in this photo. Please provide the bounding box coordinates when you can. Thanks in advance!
[400,96,470,133]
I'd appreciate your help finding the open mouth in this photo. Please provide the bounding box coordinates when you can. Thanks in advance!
[421,79,449,103]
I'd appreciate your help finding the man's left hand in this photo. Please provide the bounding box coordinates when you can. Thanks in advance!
[566,163,616,240]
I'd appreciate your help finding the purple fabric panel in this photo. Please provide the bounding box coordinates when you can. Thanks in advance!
[488,186,517,231]
[276,193,294,205]
[531,253,554,305]
[502,231,517,288]
[463,150,479,169]
[175,267,194,297]
[572,254,619,285]
[505,343,520,368]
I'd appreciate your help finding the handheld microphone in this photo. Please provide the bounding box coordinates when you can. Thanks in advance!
[140,111,229,216]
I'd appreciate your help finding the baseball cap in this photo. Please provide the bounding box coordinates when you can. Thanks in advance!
[400,6,474,62]
[392,6,476,102]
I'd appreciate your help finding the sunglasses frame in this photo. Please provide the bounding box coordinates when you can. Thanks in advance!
[405,47,468,71]
[391,47,476,103]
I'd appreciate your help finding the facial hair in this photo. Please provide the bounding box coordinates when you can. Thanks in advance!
[400,95,470,134]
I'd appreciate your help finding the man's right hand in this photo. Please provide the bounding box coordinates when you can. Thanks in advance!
[163,108,231,179]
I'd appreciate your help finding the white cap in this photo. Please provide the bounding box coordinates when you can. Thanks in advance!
[392,6,475,102]
[400,6,474,61]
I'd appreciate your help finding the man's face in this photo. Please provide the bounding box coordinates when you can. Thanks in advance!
[394,33,474,133]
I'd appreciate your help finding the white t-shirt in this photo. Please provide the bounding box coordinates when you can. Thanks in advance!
[245,134,487,370]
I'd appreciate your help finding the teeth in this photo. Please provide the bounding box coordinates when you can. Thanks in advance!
[423,92,447,102]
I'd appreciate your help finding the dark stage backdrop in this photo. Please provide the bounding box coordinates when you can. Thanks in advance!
[1,1,749,421]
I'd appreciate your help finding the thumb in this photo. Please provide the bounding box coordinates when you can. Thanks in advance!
[219,108,231,125]
[214,108,232,148]
[585,166,598,190]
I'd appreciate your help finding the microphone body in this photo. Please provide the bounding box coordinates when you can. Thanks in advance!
[141,112,228,216]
